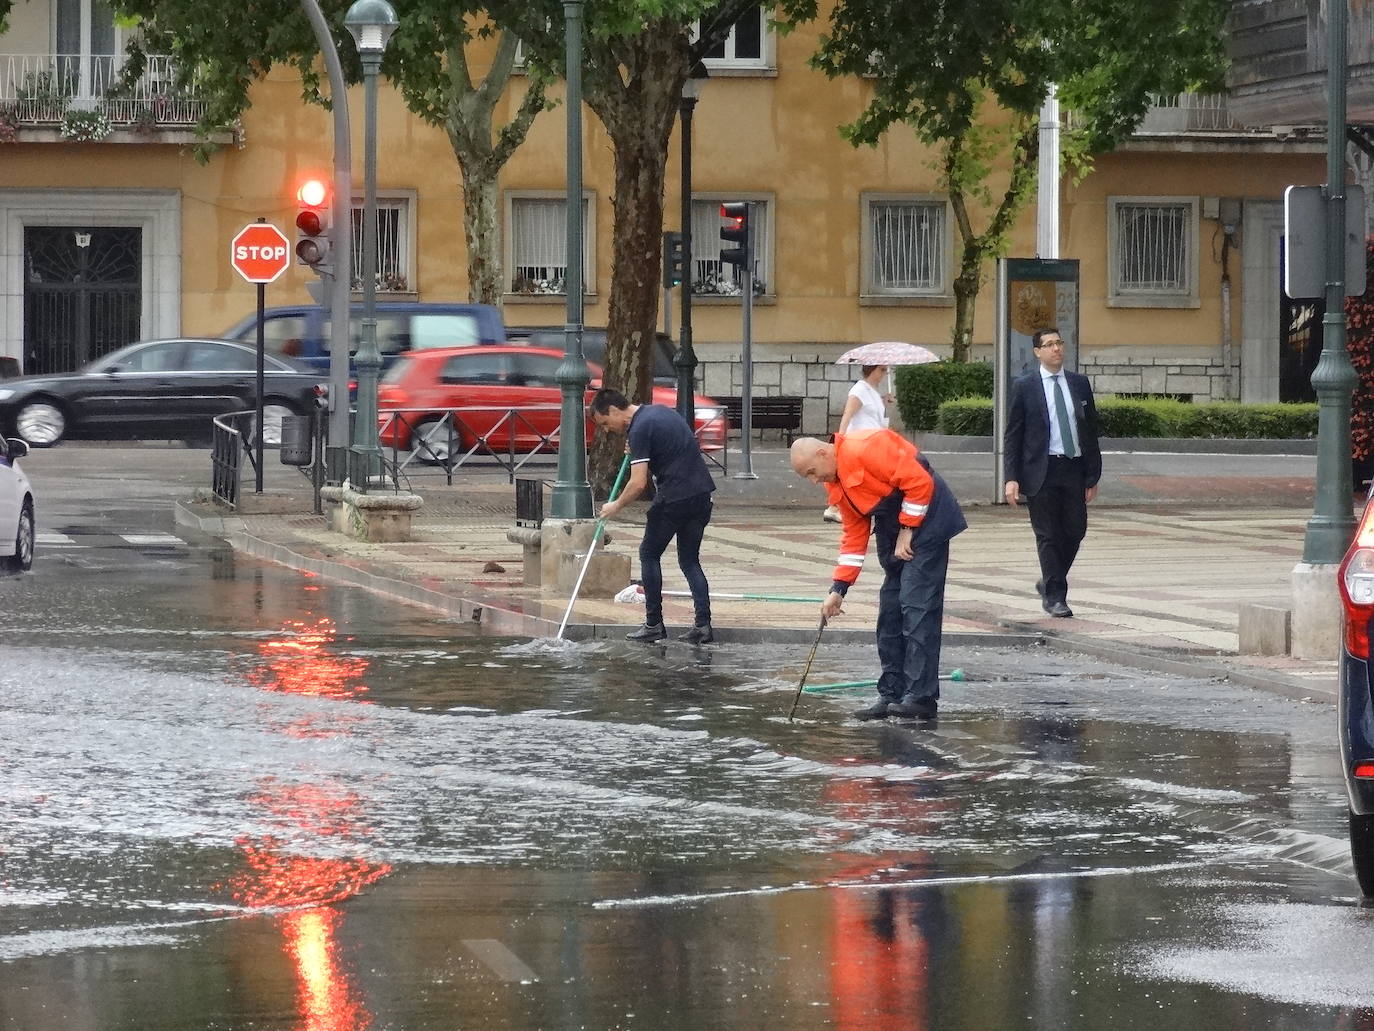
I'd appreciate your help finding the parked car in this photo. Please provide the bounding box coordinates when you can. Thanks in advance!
[0,437,34,573]
[1339,489,1374,896]
[222,302,508,374]
[510,327,680,385]
[375,346,727,462]
[0,338,324,447]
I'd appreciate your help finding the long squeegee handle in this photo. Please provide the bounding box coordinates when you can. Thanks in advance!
[556,453,633,639]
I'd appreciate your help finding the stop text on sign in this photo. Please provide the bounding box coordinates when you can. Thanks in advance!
[230,222,292,284]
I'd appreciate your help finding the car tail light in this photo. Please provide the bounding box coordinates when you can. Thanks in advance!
[1339,497,1374,658]
[1354,762,1374,779]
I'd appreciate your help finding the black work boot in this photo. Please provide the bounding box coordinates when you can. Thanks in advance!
[626,622,667,642]
[888,695,938,719]
[853,698,892,721]
[678,623,714,645]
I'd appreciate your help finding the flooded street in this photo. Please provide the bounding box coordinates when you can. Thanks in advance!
[1,493,1371,1028]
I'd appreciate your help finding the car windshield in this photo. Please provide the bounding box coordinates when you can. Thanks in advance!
[525,331,677,381]
[381,356,413,385]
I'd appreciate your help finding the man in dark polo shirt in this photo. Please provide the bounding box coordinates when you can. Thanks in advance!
[591,387,716,643]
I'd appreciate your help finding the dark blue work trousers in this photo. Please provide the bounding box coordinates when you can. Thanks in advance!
[873,511,950,704]
[640,492,713,628]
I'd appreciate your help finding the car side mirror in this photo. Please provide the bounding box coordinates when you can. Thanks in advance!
[7,438,28,461]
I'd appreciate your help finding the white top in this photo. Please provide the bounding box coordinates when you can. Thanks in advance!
[845,378,889,431]
[1038,366,1080,457]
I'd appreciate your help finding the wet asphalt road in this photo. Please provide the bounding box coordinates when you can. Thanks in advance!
[0,449,1371,1030]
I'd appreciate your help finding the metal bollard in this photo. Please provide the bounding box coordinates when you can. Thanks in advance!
[279,415,313,466]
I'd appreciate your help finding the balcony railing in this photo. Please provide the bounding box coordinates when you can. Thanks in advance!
[0,53,207,130]
[1135,93,1242,133]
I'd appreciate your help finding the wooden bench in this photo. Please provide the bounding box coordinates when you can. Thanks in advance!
[718,395,804,443]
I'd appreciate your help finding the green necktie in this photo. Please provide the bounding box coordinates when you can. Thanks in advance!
[1052,375,1077,459]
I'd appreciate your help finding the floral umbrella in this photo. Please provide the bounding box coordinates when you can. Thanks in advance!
[834,341,941,366]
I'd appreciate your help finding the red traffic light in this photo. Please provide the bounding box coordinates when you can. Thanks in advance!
[297,178,329,208]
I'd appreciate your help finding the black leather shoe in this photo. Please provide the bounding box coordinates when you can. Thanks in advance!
[1046,601,1073,618]
[853,699,892,721]
[626,622,667,642]
[678,624,713,645]
[888,696,938,719]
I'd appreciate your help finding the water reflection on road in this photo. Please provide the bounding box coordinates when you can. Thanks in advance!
[0,541,1364,1029]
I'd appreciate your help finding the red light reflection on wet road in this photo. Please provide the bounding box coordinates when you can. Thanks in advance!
[246,617,370,702]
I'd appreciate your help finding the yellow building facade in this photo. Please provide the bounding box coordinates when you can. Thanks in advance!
[0,1,1332,426]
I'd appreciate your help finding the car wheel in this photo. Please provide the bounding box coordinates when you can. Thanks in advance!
[411,418,459,467]
[258,402,300,446]
[15,400,66,447]
[4,500,33,573]
[1351,809,1374,896]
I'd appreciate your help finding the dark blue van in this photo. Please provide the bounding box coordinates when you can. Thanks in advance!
[222,302,508,374]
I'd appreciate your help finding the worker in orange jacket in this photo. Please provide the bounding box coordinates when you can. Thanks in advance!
[790,430,967,720]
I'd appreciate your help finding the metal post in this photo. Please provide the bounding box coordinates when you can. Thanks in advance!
[255,279,265,493]
[297,0,352,483]
[1304,0,1357,562]
[675,91,697,425]
[735,207,757,479]
[350,47,383,486]
[550,0,593,519]
[1037,84,1060,260]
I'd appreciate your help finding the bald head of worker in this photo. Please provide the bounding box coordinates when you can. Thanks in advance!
[790,437,838,484]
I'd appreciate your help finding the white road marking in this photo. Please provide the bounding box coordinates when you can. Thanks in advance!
[120,534,182,546]
[462,939,540,982]
[35,533,76,546]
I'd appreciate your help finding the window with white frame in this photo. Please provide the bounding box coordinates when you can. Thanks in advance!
[506,193,594,296]
[862,195,949,297]
[690,197,770,296]
[1108,197,1199,306]
[349,194,414,293]
[695,4,772,70]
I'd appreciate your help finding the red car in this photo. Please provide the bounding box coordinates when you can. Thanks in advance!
[376,346,728,462]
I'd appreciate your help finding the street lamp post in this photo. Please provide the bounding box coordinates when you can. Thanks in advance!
[675,63,708,426]
[550,0,593,519]
[344,0,398,490]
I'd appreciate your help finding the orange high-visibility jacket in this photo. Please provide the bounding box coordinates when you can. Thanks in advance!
[825,429,960,590]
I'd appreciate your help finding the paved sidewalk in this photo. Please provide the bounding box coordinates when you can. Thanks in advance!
[176,445,1346,704]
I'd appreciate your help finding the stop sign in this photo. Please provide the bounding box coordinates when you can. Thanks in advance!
[230,222,291,284]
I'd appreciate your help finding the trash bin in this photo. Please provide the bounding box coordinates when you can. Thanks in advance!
[279,415,313,466]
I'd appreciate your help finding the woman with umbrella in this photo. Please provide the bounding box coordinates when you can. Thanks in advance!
[823,364,893,522]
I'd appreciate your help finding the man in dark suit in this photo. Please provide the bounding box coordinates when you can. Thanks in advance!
[1003,327,1102,618]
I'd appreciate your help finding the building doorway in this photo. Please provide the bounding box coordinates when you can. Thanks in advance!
[23,226,142,375]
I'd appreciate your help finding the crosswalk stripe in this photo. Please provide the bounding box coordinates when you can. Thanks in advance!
[462,939,539,983]
[35,532,76,546]
[120,534,182,546]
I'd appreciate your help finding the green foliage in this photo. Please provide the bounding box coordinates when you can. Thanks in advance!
[894,361,993,430]
[1346,238,1374,461]
[935,397,993,435]
[929,396,1319,439]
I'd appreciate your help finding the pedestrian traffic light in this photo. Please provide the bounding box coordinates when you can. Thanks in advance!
[295,177,332,274]
[719,202,749,268]
[662,231,684,288]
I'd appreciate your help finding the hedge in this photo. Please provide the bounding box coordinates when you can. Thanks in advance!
[931,396,1319,439]
[894,361,993,431]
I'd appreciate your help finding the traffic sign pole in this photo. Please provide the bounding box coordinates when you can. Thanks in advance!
[255,279,265,493]
[230,219,291,493]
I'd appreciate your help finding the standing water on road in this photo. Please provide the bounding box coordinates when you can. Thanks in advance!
[0,539,1365,1029]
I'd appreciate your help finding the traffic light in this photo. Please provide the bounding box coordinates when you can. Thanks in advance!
[294,177,332,274]
[662,231,684,288]
[720,202,750,268]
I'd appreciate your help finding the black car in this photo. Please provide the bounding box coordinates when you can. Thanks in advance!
[1338,487,1374,895]
[0,338,323,447]
[509,327,680,385]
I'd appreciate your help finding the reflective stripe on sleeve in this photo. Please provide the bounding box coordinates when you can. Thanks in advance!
[838,553,865,568]
[901,501,928,518]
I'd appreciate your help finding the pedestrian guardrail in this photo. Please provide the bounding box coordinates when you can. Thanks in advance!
[210,408,326,511]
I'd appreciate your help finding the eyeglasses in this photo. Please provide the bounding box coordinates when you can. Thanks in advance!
[1034,339,1065,350]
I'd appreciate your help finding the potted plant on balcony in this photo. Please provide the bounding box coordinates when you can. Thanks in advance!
[60,107,113,142]
[0,107,19,143]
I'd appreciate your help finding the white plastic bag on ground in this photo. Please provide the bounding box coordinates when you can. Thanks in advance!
[613,583,645,604]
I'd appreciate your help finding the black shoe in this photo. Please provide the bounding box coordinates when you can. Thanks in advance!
[1046,601,1073,618]
[678,623,714,645]
[888,696,938,719]
[853,699,892,721]
[626,622,667,642]
[1035,579,1045,599]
